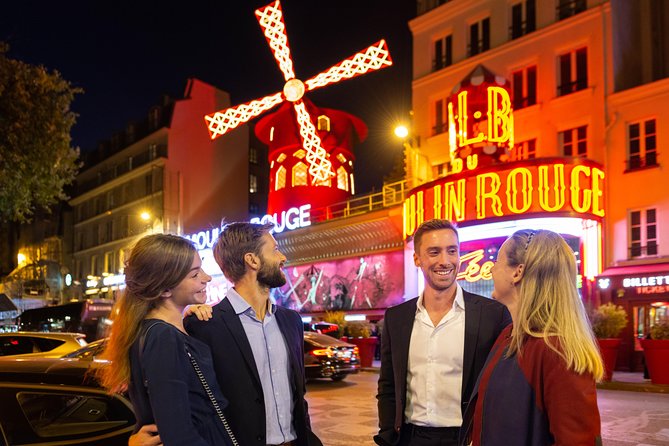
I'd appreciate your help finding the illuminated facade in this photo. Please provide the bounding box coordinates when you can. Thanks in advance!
[410,0,669,371]
[69,79,265,299]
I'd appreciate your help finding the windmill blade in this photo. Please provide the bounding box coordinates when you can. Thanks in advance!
[255,0,296,82]
[204,92,284,140]
[293,101,334,183]
[304,40,393,92]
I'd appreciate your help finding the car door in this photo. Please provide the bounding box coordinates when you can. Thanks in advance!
[0,383,135,445]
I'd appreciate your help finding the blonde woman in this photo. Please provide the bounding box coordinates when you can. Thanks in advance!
[98,234,236,446]
[462,229,603,446]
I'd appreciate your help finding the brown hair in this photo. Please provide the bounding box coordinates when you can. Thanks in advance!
[412,219,459,252]
[212,222,274,283]
[97,234,197,392]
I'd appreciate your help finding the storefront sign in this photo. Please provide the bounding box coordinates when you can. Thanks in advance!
[250,204,311,234]
[622,275,669,295]
[403,160,605,238]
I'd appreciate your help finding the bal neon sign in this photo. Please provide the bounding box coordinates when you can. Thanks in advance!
[250,204,311,234]
[403,159,605,239]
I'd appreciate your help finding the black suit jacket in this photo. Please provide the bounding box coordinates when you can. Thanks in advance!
[185,297,322,446]
[374,290,511,446]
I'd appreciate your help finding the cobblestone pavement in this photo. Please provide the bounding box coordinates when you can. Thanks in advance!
[305,371,669,446]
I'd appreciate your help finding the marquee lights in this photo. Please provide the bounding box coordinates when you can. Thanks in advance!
[204,0,392,184]
[403,160,605,239]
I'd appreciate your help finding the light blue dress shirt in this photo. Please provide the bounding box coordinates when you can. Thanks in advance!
[227,289,296,445]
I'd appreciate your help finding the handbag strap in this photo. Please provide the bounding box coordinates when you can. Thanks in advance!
[185,346,239,446]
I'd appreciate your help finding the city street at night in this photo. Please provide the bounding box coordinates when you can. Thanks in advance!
[306,371,669,446]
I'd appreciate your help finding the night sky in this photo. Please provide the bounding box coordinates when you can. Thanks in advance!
[2,1,415,194]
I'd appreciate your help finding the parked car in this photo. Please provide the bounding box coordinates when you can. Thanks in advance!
[0,332,87,358]
[0,357,134,445]
[66,332,361,382]
[304,331,360,381]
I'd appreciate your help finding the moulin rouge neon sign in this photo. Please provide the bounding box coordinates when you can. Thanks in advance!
[403,160,605,239]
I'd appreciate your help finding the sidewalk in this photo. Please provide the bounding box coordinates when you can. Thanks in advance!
[598,371,669,394]
[363,361,669,394]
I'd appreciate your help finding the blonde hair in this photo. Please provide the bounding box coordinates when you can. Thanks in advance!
[97,234,197,392]
[505,229,604,381]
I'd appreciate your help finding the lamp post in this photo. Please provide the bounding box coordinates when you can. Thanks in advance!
[394,124,428,190]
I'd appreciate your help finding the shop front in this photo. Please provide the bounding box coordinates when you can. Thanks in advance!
[596,263,669,371]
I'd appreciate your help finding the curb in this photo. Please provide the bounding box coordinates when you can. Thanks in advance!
[597,380,669,394]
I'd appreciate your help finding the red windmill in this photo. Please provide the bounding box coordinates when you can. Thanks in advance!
[204,0,392,184]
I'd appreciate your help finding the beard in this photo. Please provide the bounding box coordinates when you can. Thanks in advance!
[257,259,286,288]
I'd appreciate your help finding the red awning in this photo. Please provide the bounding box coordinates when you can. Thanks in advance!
[598,263,669,277]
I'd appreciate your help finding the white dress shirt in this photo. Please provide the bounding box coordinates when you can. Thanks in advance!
[405,285,465,428]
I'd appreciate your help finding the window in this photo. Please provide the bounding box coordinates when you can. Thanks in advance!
[336,153,347,163]
[559,126,587,157]
[292,162,308,186]
[433,99,447,136]
[469,17,490,56]
[557,0,586,20]
[145,174,153,195]
[627,119,658,170]
[509,139,537,161]
[276,153,287,163]
[510,0,536,39]
[558,47,587,96]
[512,65,537,109]
[91,255,99,277]
[630,209,658,257]
[433,34,452,71]
[317,115,330,131]
[148,107,161,130]
[249,147,258,164]
[337,166,349,191]
[17,392,132,437]
[276,166,286,190]
[104,251,114,273]
[249,203,259,215]
[249,174,258,194]
[293,149,306,159]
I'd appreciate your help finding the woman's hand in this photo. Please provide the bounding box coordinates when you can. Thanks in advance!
[128,424,161,446]
[183,304,213,321]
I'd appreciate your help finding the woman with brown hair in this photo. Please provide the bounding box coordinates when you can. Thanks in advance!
[97,234,236,446]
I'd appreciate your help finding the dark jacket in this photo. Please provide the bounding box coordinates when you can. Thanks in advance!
[375,290,511,446]
[185,297,322,446]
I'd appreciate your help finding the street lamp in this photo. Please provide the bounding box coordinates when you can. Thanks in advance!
[393,123,428,189]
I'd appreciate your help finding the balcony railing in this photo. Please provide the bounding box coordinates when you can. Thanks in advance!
[75,145,167,196]
[626,153,659,171]
[629,243,659,258]
[309,180,407,224]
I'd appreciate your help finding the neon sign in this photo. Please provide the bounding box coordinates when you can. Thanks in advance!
[457,250,494,282]
[250,204,311,233]
[403,160,605,239]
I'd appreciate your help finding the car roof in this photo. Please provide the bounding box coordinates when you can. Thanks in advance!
[0,357,102,387]
[0,331,86,340]
[304,331,354,347]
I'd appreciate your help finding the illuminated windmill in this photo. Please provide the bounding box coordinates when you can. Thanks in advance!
[204,0,392,184]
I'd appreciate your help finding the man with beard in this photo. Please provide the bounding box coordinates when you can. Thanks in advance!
[129,222,322,446]
[374,219,510,446]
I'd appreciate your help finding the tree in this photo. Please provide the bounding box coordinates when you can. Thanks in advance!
[0,42,81,224]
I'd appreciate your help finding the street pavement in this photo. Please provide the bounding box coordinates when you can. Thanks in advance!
[305,370,669,446]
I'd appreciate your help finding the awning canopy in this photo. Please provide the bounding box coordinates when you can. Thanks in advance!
[276,213,404,266]
[597,263,669,277]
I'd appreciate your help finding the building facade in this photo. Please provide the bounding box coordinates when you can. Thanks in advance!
[69,78,265,299]
[409,0,669,371]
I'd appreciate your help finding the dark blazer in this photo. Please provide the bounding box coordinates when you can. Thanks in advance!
[374,290,511,446]
[185,297,322,446]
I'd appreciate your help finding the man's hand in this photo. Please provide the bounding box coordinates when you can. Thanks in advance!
[128,424,161,446]
[183,304,213,321]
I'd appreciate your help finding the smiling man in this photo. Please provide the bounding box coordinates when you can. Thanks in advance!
[375,219,510,446]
